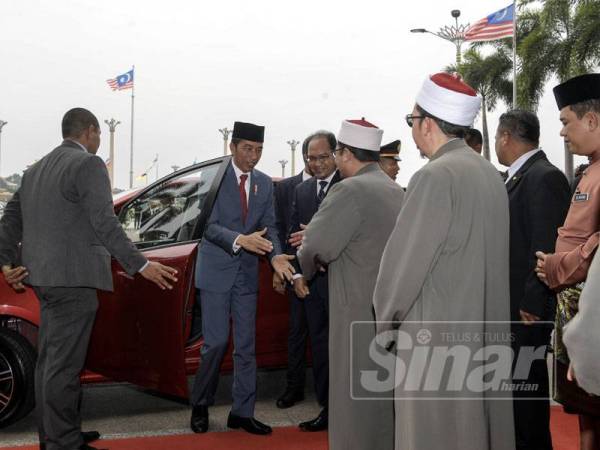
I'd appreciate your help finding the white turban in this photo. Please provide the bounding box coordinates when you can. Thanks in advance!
[416,73,481,126]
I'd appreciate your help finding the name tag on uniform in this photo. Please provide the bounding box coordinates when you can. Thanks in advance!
[574,193,589,202]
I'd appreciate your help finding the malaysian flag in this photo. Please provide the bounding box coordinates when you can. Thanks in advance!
[464,4,514,42]
[106,69,134,91]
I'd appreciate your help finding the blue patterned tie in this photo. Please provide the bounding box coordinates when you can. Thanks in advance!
[317,180,328,207]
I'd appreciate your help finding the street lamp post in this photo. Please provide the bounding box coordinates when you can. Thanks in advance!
[286,140,299,175]
[278,159,288,177]
[104,118,121,189]
[410,9,469,67]
[0,120,7,177]
[219,127,232,156]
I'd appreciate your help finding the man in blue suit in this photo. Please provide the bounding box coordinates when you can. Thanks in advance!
[288,131,340,431]
[190,121,295,435]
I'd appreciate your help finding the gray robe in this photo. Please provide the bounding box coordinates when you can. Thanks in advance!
[298,163,404,450]
[373,140,515,450]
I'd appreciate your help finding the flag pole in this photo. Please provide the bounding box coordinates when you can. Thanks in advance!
[129,65,135,188]
[512,1,517,109]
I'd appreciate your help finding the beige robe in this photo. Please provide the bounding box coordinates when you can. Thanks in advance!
[373,140,515,450]
[298,163,404,450]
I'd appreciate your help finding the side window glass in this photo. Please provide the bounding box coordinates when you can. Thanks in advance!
[119,164,220,248]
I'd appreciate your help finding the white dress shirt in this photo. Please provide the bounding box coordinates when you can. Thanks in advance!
[505,149,541,184]
[315,171,336,197]
[232,161,252,252]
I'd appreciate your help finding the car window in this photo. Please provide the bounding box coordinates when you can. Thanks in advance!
[119,163,220,248]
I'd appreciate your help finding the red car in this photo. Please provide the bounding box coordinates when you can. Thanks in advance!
[0,155,289,428]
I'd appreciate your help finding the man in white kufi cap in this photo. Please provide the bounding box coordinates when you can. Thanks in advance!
[373,73,515,450]
[298,118,404,450]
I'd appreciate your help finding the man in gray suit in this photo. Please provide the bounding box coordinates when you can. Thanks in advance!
[0,108,177,450]
[298,118,404,450]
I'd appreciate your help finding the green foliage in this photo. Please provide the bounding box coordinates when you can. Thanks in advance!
[456,1,600,111]
[518,0,600,109]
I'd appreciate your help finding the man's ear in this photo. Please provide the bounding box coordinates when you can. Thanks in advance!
[586,111,599,132]
[229,141,235,154]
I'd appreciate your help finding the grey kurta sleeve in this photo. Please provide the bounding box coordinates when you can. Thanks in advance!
[373,167,452,333]
[298,182,360,280]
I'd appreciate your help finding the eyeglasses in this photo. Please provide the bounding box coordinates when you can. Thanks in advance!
[307,154,334,164]
[405,114,427,128]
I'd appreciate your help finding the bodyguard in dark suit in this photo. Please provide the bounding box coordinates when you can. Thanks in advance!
[0,108,177,450]
[495,110,571,450]
[273,136,312,408]
[190,121,295,435]
[288,131,340,431]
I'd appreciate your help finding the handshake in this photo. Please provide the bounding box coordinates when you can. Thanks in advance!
[237,227,296,285]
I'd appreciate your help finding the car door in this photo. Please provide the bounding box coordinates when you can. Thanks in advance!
[86,156,228,398]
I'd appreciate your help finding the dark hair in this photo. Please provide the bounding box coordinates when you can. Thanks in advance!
[61,108,99,139]
[415,104,470,139]
[498,109,540,147]
[230,137,241,147]
[301,136,311,158]
[306,130,337,153]
[570,99,600,119]
[464,128,483,146]
[337,142,380,162]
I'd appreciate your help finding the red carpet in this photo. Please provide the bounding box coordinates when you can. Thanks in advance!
[2,407,579,449]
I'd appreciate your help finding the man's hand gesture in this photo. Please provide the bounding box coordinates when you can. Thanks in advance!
[2,265,28,292]
[293,276,310,299]
[237,228,274,255]
[535,251,549,286]
[288,224,307,249]
[272,254,296,282]
[140,261,179,290]
[272,272,286,295]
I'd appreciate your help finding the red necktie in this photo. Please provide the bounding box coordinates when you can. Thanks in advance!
[239,174,248,223]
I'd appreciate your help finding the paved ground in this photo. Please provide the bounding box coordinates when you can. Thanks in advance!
[0,369,321,448]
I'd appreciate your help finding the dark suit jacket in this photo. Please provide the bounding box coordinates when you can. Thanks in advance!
[288,171,341,294]
[274,172,305,248]
[0,140,147,291]
[506,151,571,321]
[195,161,282,293]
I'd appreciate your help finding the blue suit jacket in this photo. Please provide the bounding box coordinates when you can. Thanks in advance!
[274,172,305,247]
[195,161,282,293]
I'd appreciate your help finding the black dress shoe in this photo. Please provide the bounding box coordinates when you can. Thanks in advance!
[299,408,328,432]
[190,405,209,433]
[81,431,101,444]
[276,389,304,409]
[39,431,101,450]
[227,413,272,435]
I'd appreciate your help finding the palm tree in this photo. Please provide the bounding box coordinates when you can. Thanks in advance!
[518,0,600,177]
[446,48,512,160]
[518,0,600,109]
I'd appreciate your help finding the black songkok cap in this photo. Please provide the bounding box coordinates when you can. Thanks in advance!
[232,121,265,143]
[553,73,600,110]
[379,140,401,161]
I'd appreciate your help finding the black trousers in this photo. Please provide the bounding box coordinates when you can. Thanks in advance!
[33,286,98,450]
[512,323,553,450]
[286,278,329,407]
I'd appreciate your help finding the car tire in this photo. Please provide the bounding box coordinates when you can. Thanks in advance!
[0,327,36,428]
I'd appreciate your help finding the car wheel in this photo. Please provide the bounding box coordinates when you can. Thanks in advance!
[0,327,36,428]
